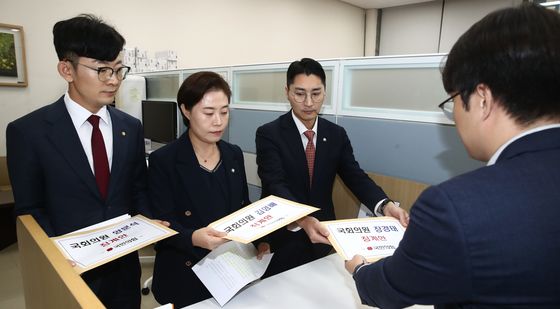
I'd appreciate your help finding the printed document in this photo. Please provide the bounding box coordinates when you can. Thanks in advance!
[322,217,405,262]
[209,195,318,244]
[192,241,273,306]
[52,215,177,274]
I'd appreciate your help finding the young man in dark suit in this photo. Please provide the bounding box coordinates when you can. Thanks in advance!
[7,14,151,308]
[256,58,409,276]
[345,4,560,308]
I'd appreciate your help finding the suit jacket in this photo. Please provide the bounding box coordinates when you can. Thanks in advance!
[6,96,149,308]
[148,132,250,307]
[7,97,150,235]
[256,111,387,221]
[354,128,560,309]
[256,112,387,273]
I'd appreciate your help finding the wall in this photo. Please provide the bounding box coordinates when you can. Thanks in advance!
[379,0,523,55]
[0,0,365,156]
[380,0,443,55]
[364,9,379,56]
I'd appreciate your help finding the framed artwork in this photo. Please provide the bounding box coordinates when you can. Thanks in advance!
[0,23,27,87]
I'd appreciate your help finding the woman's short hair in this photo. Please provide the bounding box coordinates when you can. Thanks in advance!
[177,71,231,127]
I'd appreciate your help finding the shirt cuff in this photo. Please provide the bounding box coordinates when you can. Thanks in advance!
[287,222,302,232]
[373,199,400,217]
[373,199,387,217]
[352,262,369,279]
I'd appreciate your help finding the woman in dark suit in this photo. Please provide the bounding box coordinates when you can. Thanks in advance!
[148,71,269,307]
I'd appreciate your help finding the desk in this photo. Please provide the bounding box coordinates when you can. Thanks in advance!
[184,254,432,309]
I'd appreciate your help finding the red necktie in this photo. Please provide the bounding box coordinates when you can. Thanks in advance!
[88,115,110,200]
[304,130,315,186]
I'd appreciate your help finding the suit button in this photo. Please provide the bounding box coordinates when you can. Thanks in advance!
[185,260,192,267]
[185,210,192,216]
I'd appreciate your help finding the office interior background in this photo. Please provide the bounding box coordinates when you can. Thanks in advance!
[1,0,529,157]
[1,0,558,307]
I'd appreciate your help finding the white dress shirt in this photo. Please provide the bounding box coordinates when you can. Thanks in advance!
[64,92,113,173]
[291,111,318,149]
[290,112,388,218]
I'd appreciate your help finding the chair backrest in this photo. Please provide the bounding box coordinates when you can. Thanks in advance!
[332,172,429,219]
[0,156,11,190]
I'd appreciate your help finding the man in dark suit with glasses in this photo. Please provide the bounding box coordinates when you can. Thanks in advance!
[346,4,560,308]
[256,58,409,277]
[7,14,152,308]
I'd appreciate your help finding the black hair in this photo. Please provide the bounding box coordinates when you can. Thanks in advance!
[442,3,560,125]
[286,58,326,88]
[53,14,125,62]
[177,71,232,127]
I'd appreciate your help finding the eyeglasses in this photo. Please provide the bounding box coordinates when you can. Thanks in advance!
[76,62,131,82]
[438,92,460,121]
[290,89,325,104]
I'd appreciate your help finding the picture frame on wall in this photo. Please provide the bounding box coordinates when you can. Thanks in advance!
[0,23,28,87]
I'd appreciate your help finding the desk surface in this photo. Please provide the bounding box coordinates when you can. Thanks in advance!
[183,253,432,309]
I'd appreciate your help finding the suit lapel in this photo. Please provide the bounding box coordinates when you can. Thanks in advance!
[45,98,100,199]
[176,134,214,223]
[106,107,130,200]
[219,141,241,213]
[313,117,329,191]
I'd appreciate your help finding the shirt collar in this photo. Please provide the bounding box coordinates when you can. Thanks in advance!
[291,110,318,135]
[64,92,110,127]
[487,123,560,166]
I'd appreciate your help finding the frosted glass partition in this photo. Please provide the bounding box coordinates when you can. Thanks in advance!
[340,55,450,124]
[235,70,286,104]
[345,67,444,111]
[145,74,180,100]
[181,69,230,83]
[137,54,453,124]
[231,65,335,113]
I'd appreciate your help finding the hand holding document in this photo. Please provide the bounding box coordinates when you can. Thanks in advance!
[51,215,177,274]
[322,217,405,262]
[209,195,319,243]
[192,241,273,306]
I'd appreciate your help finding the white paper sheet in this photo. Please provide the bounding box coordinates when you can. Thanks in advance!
[192,241,273,307]
[69,214,131,234]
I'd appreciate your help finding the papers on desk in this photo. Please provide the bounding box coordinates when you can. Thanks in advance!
[51,215,177,274]
[322,217,405,262]
[209,195,319,244]
[192,241,273,307]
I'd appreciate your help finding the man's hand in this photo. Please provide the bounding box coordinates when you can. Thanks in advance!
[256,242,271,260]
[192,227,228,250]
[345,254,367,274]
[297,216,331,245]
[383,202,410,227]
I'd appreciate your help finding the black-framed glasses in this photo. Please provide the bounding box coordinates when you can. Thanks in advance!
[77,62,131,82]
[438,92,460,121]
[290,89,325,104]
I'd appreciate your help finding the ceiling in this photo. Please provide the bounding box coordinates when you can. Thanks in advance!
[339,0,435,9]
